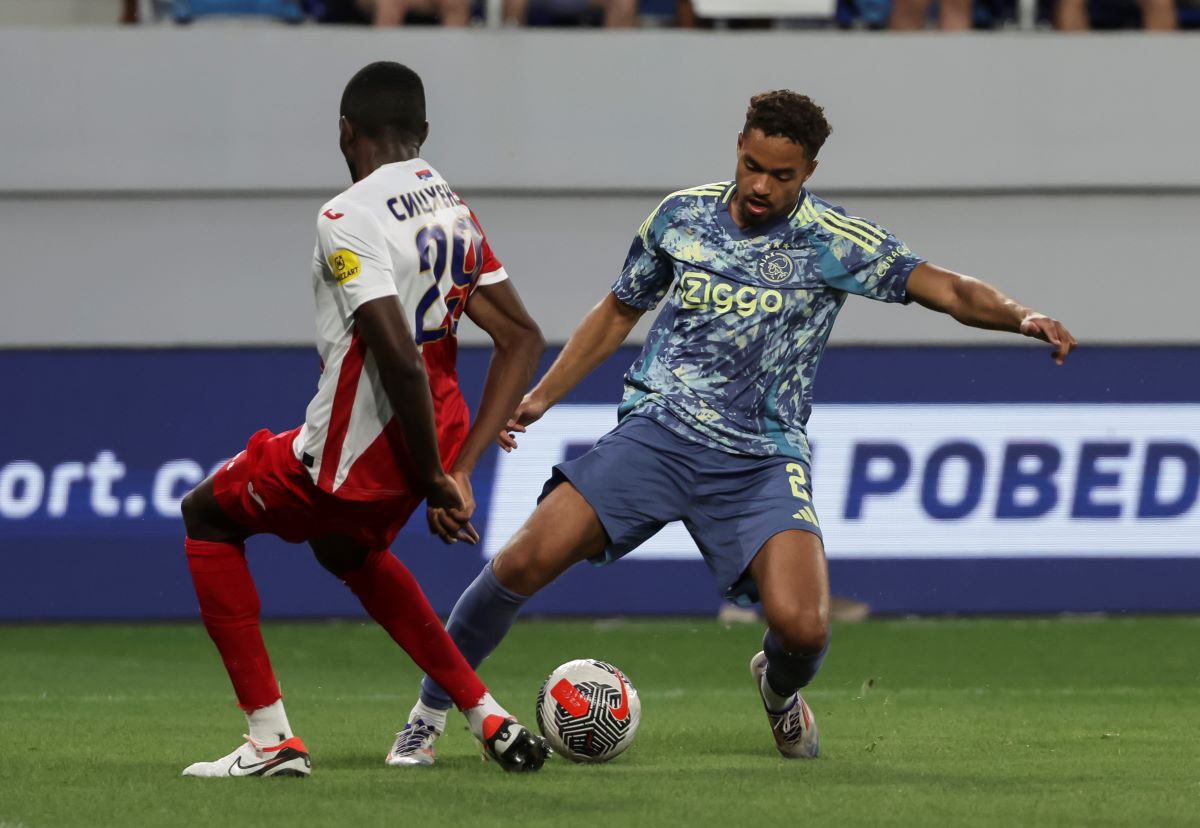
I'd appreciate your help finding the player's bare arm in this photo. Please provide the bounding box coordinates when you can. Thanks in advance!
[425,279,544,542]
[906,262,1078,365]
[456,280,544,474]
[498,292,644,451]
[353,295,465,516]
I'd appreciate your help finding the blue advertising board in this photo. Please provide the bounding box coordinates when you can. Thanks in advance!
[2,345,1198,619]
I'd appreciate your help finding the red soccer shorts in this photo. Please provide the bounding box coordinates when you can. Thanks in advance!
[212,427,421,550]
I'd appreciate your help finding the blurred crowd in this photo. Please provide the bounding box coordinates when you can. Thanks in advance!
[120,0,1197,30]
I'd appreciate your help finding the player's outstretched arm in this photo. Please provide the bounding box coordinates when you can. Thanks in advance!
[906,262,1078,365]
[354,296,467,522]
[450,278,545,487]
[498,292,644,451]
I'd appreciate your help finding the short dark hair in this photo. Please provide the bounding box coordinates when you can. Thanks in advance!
[340,62,426,142]
[744,90,832,162]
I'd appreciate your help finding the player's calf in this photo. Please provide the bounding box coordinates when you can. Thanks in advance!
[761,623,828,686]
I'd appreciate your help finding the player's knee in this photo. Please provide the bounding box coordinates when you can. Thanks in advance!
[769,606,829,655]
[491,489,603,595]
[492,539,567,596]
[181,482,242,543]
[312,543,373,578]
[492,549,550,596]
[777,624,829,656]
[180,486,205,535]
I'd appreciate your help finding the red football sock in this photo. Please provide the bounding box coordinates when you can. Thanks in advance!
[342,550,487,711]
[185,537,281,711]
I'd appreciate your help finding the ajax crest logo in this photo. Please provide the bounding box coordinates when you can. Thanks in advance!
[758,252,794,284]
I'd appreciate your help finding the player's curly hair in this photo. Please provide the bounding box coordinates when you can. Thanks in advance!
[744,91,832,162]
[341,61,426,142]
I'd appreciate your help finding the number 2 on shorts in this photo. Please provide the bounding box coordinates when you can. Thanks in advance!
[785,462,819,526]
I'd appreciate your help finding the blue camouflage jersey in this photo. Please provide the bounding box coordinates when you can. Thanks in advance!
[613,181,923,463]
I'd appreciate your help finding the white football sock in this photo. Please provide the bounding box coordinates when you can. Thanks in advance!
[760,674,796,713]
[246,698,295,745]
[462,692,510,742]
[408,699,448,734]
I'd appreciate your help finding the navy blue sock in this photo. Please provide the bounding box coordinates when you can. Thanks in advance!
[763,628,829,697]
[419,562,529,710]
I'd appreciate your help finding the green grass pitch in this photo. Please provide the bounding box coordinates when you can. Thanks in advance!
[1,616,1196,828]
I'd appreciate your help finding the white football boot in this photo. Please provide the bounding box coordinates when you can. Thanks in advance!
[750,651,820,759]
[385,717,442,767]
[182,735,311,778]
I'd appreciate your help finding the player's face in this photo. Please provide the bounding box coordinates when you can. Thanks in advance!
[732,129,817,227]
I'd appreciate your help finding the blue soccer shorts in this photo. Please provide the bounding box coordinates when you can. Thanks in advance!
[539,414,823,605]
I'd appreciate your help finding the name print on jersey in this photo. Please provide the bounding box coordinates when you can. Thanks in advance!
[387,183,461,222]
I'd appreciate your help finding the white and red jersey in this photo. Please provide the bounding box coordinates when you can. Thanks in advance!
[292,158,508,500]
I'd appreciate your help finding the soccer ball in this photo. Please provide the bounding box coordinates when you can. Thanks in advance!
[535,659,641,763]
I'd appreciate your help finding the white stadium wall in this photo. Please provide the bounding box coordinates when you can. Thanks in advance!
[3,191,1197,347]
[3,29,1198,193]
[0,28,1197,346]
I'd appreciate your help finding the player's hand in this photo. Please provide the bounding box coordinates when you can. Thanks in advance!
[496,394,550,452]
[448,468,476,519]
[425,473,479,545]
[1020,314,1078,366]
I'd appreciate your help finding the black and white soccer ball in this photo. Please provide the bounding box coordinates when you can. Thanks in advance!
[535,659,641,763]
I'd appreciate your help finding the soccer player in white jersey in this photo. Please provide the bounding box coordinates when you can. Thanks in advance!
[177,62,550,777]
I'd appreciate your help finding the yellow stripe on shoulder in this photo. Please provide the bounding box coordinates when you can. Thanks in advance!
[819,211,882,247]
[813,209,879,253]
[638,211,656,241]
[670,182,728,199]
[824,210,887,242]
[796,201,820,225]
[639,183,730,238]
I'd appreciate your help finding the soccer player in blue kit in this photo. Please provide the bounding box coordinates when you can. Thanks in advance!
[390,90,1077,762]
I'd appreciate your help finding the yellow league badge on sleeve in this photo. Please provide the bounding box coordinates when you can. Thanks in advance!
[328,249,362,285]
